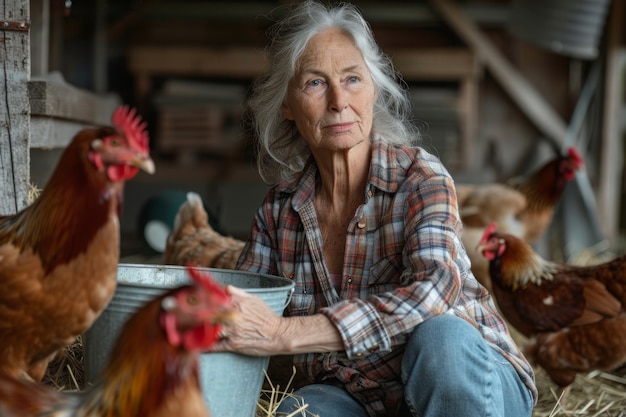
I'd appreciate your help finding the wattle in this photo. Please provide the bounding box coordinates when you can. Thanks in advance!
[183,324,221,351]
[107,165,139,182]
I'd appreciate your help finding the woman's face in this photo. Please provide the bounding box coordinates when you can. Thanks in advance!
[282,28,375,153]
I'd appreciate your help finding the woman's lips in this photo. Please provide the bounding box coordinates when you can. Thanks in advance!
[325,122,354,132]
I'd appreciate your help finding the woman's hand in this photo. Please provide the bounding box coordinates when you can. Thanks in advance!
[211,285,345,356]
[211,285,284,356]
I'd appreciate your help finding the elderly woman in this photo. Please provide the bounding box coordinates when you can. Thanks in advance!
[214,1,537,416]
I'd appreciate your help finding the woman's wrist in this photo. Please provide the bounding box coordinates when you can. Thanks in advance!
[276,314,344,354]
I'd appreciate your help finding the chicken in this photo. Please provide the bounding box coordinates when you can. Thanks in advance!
[0,265,237,417]
[0,105,154,381]
[458,147,584,291]
[478,223,626,388]
[163,191,245,270]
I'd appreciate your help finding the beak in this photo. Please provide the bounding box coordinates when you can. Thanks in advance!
[131,154,155,174]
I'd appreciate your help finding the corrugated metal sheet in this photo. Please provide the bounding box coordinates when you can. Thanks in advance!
[508,0,612,59]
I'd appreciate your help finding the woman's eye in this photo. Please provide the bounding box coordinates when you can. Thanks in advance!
[348,76,359,83]
[308,79,323,87]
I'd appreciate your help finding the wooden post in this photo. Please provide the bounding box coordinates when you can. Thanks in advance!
[597,0,625,245]
[0,0,31,215]
[30,0,48,77]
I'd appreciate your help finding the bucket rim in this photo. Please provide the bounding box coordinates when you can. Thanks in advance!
[117,263,295,294]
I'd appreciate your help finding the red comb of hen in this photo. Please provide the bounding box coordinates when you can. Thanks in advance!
[480,223,498,245]
[186,264,230,301]
[111,105,149,153]
[566,147,584,167]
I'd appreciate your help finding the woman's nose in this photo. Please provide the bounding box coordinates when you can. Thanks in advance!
[327,84,348,112]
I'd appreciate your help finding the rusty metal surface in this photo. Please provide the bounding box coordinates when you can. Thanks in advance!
[1,20,30,32]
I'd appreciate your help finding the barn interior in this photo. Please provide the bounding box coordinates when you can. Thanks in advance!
[2,1,626,415]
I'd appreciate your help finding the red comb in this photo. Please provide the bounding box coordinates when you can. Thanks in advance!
[566,147,584,167]
[480,223,498,245]
[185,264,229,299]
[111,105,149,154]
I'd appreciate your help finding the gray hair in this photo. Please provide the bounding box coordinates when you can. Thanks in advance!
[247,0,419,184]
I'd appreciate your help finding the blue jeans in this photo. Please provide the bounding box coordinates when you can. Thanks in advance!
[276,315,534,417]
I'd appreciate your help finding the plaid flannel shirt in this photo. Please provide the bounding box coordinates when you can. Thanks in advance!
[236,141,537,417]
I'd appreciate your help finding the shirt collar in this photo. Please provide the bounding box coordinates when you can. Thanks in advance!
[275,140,419,207]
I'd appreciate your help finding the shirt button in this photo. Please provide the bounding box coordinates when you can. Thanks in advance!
[367,190,373,198]
[347,278,352,283]
[357,218,366,228]
[355,352,363,357]
[368,346,379,353]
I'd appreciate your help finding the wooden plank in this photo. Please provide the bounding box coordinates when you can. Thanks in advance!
[597,0,625,245]
[0,0,31,215]
[28,78,119,125]
[30,118,94,150]
[129,46,479,82]
[128,46,268,79]
[128,46,267,109]
[30,0,48,76]
[93,0,107,93]
[28,74,121,150]
[428,0,568,146]
[388,48,477,80]
[130,2,510,26]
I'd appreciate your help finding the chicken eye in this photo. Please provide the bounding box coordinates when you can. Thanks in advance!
[110,138,121,147]
[187,294,199,305]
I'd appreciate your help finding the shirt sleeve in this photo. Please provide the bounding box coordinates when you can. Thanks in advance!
[235,191,277,275]
[321,171,469,360]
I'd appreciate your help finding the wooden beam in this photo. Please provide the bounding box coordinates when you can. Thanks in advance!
[128,46,268,79]
[30,0,49,77]
[0,0,31,215]
[93,0,107,94]
[128,46,267,109]
[128,45,481,107]
[28,77,121,149]
[129,46,482,82]
[134,2,510,26]
[29,79,117,125]
[428,0,568,146]
[388,48,476,80]
[597,0,625,245]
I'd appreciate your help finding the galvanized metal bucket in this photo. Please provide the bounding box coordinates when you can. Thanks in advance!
[84,263,295,417]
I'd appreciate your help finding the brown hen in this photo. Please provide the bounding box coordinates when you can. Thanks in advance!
[458,147,584,292]
[0,106,154,381]
[479,223,626,389]
[163,191,245,269]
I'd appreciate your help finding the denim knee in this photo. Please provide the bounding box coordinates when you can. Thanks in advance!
[401,314,486,389]
[400,314,533,417]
